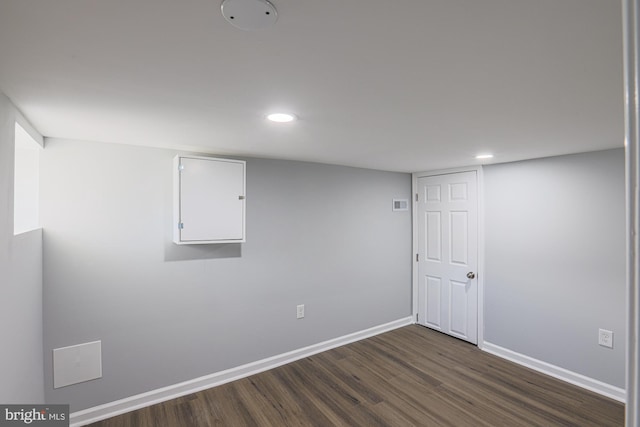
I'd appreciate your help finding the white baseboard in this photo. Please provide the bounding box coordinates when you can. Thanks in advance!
[70,316,414,427]
[482,341,626,403]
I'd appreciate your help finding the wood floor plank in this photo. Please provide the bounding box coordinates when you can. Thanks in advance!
[88,325,624,426]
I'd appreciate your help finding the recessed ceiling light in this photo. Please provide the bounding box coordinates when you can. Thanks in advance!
[475,154,494,159]
[267,113,297,123]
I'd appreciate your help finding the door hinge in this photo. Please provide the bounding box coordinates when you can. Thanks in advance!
[415,193,419,202]
[416,253,419,262]
[178,222,184,230]
[416,313,419,322]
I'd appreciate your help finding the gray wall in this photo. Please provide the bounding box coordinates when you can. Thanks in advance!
[0,93,44,403]
[40,138,413,411]
[35,131,625,410]
[484,149,626,388]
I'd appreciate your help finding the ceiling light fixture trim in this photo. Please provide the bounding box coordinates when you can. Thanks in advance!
[221,0,278,31]
[267,113,297,123]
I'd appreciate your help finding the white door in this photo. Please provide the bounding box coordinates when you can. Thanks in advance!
[417,171,478,344]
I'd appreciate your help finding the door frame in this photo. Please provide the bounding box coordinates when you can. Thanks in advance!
[412,165,485,348]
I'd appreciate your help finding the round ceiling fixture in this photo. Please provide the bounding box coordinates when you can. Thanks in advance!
[267,113,297,123]
[221,0,278,31]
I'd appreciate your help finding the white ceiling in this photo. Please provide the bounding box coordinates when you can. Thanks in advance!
[0,0,624,172]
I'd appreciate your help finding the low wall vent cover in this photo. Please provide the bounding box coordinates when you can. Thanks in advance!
[393,199,409,211]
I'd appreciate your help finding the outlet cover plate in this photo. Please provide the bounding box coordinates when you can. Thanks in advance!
[296,304,304,319]
[598,329,613,348]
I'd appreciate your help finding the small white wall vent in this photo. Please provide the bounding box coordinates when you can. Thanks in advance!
[393,199,409,211]
[221,0,278,31]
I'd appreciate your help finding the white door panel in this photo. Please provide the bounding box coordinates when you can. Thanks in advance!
[450,279,469,338]
[426,212,442,261]
[426,276,442,329]
[450,211,469,265]
[418,171,478,344]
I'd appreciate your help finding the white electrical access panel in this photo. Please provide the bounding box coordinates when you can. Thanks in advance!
[173,155,246,244]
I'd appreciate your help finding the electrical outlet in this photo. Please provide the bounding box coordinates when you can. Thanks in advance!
[598,329,613,348]
[296,304,305,319]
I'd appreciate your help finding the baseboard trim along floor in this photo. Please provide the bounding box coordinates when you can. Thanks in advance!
[482,341,626,403]
[69,316,414,427]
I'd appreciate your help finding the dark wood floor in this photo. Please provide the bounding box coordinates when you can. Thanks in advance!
[89,325,624,426]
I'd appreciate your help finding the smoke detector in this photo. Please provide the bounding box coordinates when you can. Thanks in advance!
[221,0,278,31]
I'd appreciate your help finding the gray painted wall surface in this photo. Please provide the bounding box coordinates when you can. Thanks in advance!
[484,149,626,387]
[41,138,412,411]
[0,93,44,403]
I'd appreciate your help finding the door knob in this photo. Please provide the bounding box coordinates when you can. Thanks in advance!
[467,272,476,279]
